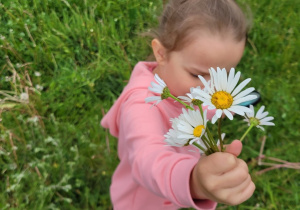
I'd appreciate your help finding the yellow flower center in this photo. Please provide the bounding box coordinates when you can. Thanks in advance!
[249,117,260,126]
[211,91,233,109]
[193,125,205,137]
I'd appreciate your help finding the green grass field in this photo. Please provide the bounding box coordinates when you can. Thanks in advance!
[0,0,299,209]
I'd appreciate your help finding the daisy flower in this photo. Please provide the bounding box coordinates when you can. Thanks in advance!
[178,87,203,106]
[145,74,170,105]
[177,108,208,145]
[178,82,213,106]
[193,67,257,123]
[165,108,208,148]
[244,105,275,131]
[164,118,187,147]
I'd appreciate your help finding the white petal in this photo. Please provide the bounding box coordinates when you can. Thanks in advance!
[221,68,228,90]
[186,93,194,98]
[233,87,255,100]
[227,68,235,86]
[227,71,241,93]
[181,109,194,126]
[215,109,223,118]
[206,105,216,110]
[203,110,207,125]
[257,125,265,131]
[246,105,255,116]
[228,106,251,116]
[223,109,233,120]
[178,96,192,103]
[230,105,253,113]
[245,105,254,117]
[193,88,212,100]
[149,82,163,93]
[189,138,200,145]
[260,122,275,126]
[197,97,212,105]
[145,96,161,104]
[198,75,214,95]
[178,134,193,139]
[154,74,166,87]
[256,106,266,118]
[245,112,253,118]
[228,107,245,116]
[232,95,258,105]
[257,111,269,119]
[210,68,220,91]
[229,107,246,116]
[178,123,193,134]
[189,112,201,127]
[211,114,219,124]
[216,68,222,88]
[231,78,252,97]
[260,116,274,123]
[216,68,223,91]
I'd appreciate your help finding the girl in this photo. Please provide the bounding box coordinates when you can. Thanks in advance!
[101,0,255,209]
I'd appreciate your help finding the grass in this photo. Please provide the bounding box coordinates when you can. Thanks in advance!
[0,0,299,209]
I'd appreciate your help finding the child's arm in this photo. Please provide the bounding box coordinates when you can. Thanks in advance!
[190,140,255,206]
[117,94,216,209]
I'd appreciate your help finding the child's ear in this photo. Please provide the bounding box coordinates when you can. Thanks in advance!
[151,39,167,64]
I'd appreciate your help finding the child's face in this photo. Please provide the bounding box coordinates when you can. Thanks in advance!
[153,32,245,97]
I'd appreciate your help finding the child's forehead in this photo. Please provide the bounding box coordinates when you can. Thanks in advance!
[176,29,232,51]
[172,33,245,70]
[176,33,223,59]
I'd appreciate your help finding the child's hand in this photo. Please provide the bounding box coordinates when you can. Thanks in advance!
[190,140,255,205]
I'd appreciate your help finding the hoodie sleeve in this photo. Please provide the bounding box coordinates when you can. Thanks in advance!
[118,91,216,210]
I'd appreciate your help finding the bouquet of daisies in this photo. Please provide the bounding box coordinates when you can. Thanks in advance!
[145,67,275,155]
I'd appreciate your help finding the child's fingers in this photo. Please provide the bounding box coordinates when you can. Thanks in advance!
[238,179,256,204]
[224,140,242,156]
[229,176,255,205]
[203,152,238,174]
[217,176,255,205]
[218,159,249,188]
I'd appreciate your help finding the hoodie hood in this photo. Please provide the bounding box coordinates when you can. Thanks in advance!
[101,62,157,137]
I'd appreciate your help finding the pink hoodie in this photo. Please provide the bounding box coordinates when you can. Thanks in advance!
[101,62,217,210]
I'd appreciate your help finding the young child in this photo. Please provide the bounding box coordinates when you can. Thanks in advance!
[101,0,255,209]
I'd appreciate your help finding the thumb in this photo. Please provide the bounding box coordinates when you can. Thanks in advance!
[224,140,243,157]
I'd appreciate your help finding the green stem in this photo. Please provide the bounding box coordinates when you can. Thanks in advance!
[196,104,218,153]
[169,95,194,110]
[200,135,211,151]
[205,128,219,152]
[192,141,206,153]
[197,104,204,119]
[202,134,219,153]
[240,124,255,142]
[218,118,224,151]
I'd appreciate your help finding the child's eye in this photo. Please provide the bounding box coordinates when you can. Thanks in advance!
[190,73,199,78]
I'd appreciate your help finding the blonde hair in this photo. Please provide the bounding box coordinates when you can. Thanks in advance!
[153,0,251,53]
